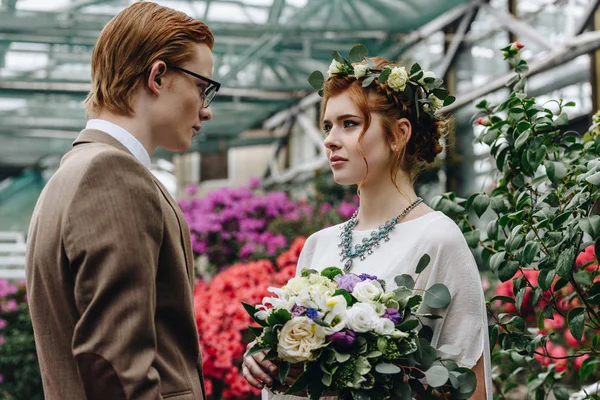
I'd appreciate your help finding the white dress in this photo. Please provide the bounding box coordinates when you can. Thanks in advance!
[263,211,493,400]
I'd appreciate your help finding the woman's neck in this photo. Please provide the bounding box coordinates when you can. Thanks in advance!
[353,174,420,231]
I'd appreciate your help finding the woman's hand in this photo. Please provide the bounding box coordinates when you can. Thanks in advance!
[242,342,278,390]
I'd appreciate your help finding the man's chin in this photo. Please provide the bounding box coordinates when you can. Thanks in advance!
[162,140,192,153]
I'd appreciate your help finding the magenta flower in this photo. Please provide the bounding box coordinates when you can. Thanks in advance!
[248,177,261,189]
[0,319,6,329]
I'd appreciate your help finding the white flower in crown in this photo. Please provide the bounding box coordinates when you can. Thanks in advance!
[353,64,369,78]
[328,59,345,76]
[387,66,409,92]
[423,95,443,112]
[418,70,436,86]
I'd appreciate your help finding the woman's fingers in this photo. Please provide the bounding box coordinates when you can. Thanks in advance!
[252,351,278,375]
[242,354,274,389]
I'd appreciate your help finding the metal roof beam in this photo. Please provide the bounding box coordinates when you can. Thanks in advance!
[443,29,600,112]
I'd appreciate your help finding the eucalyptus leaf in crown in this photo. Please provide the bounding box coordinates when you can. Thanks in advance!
[308,44,456,117]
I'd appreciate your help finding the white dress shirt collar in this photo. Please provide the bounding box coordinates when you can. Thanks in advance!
[85,119,152,170]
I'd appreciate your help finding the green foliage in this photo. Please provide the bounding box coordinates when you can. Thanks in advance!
[434,43,600,398]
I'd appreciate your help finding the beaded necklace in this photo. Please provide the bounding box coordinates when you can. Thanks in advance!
[338,197,424,272]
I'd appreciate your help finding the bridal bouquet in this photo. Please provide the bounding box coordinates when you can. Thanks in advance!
[243,255,478,399]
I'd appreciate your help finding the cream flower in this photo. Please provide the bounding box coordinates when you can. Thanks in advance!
[328,59,345,76]
[423,95,443,112]
[346,303,379,333]
[320,295,348,335]
[387,66,409,92]
[277,317,326,363]
[352,280,384,303]
[284,276,310,296]
[353,64,369,78]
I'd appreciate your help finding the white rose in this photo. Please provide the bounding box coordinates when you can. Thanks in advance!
[418,70,436,86]
[284,277,310,296]
[373,318,395,335]
[328,59,345,76]
[346,303,379,333]
[277,317,326,363]
[423,95,443,112]
[352,280,384,303]
[387,66,409,92]
[353,64,369,78]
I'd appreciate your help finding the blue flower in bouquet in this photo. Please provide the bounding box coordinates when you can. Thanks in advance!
[334,274,362,292]
[383,308,403,325]
[327,329,356,348]
[306,308,319,321]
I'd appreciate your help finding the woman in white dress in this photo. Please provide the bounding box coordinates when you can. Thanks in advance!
[242,55,492,399]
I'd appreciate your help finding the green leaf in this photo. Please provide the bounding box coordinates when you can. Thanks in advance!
[349,44,368,63]
[438,344,462,356]
[490,295,516,304]
[489,251,506,271]
[564,101,576,107]
[553,211,572,229]
[516,287,526,314]
[457,369,477,395]
[515,129,531,150]
[473,193,490,217]
[527,145,547,171]
[579,215,600,239]
[574,271,592,286]
[424,283,451,309]
[375,363,401,374]
[556,247,575,279]
[444,95,456,106]
[362,75,376,87]
[308,71,324,90]
[553,386,570,400]
[267,308,292,326]
[395,274,415,290]
[567,307,585,342]
[377,68,391,84]
[579,357,600,381]
[331,51,346,65]
[489,325,499,350]
[433,88,449,100]
[464,230,480,248]
[523,241,540,264]
[586,171,600,185]
[248,326,264,337]
[409,63,422,75]
[242,302,267,327]
[555,112,569,126]
[415,254,431,274]
[499,261,520,282]
[424,365,449,388]
[393,381,412,400]
[538,269,556,291]
[246,343,270,356]
[406,294,423,309]
[486,219,499,241]
[278,361,290,384]
[396,319,419,332]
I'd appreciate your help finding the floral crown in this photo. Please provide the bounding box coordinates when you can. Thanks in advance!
[308,44,455,117]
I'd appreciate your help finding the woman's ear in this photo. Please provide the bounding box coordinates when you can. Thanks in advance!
[147,61,167,96]
[389,118,412,152]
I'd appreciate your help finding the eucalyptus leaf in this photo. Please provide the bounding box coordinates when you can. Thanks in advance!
[395,274,415,290]
[424,365,449,388]
[415,254,431,274]
[424,283,451,308]
[438,344,462,356]
[375,363,401,374]
[307,71,324,90]
[349,44,368,63]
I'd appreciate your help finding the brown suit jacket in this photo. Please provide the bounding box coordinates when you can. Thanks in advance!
[26,129,205,400]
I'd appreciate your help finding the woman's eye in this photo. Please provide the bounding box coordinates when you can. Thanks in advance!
[344,120,358,128]
[322,124,332,134]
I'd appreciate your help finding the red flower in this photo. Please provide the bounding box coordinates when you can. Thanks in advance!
[476,116,491,126]
[510,41,524,51]
[576,244,598,272]
[574,354,590,370]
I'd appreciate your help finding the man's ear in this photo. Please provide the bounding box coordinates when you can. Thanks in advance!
[147,61,167,95]
[389,118,412,152]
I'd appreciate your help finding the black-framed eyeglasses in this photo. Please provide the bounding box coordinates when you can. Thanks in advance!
[168,65,221,108]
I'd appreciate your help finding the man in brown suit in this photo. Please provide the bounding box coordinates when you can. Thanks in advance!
[25,3,219,399]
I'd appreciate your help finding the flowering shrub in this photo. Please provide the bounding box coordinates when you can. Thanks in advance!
[0,279,42,400]
[434,42,600,398]
[179,179,358,279]
[194,237,305,399]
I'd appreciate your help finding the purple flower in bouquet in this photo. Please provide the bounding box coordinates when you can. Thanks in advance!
[291,304,307,317]
[335,274,362,292]
[327,329,356,348]
[383,308,403,325]
[358,273,378,281]
[306,308,319,321]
